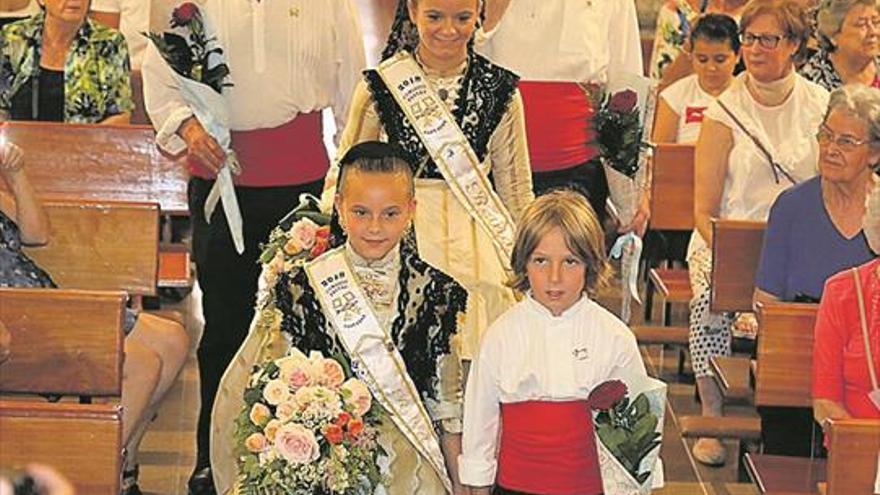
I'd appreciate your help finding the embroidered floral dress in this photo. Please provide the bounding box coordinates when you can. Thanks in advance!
[211,241,469,494]
[0,11,133,122]
[799,48,880,91]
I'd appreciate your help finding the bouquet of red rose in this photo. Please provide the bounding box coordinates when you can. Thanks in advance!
[587,377,666,494]
[144,3,231,93]
[144,2,244,253]
[594,89,645,179]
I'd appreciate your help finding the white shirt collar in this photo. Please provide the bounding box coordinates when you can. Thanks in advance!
[524,292,588,321]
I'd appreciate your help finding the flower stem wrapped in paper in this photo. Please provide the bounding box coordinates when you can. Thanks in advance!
[143,3,244,253]
[587,377,667,494]
[234,349,386,494]
[593,72,658,322]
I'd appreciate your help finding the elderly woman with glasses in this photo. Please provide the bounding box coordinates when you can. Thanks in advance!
[688,0,830,466]
[753,84,879,457]
[801,0,880,91]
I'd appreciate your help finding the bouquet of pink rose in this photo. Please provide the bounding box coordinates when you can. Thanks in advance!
[234,349,385,494]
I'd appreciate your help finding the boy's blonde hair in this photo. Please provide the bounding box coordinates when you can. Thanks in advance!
[509,190,613,297]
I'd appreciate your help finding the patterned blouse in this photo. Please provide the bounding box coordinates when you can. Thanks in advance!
[649,0,698,81]
[799,48,880,92]
[0,11,134,122]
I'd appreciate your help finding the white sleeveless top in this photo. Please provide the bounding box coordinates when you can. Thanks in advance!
[705,73,828,221]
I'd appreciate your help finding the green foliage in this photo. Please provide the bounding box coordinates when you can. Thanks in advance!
[595,392,662,483]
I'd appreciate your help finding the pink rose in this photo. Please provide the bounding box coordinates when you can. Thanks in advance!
[608,89,638,113]
[288,368,312,389]
[245,433,268,453]
[340,378,372,417]
[171,2,198,26]
[317,359,345,389]
[290,219,319,250]
[274,423,320,465]
[249,402,271,426]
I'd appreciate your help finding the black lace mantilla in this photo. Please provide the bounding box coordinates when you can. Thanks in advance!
[364,52,519,179]
[274,242,468,404]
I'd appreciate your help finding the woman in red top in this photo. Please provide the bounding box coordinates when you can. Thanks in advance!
[813,182,880,425]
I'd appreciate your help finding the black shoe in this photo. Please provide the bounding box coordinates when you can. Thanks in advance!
[120,465,142,495]
[187,467,216,495]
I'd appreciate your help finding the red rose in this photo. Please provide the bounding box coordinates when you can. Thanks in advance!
[172,2,199,26]
[608,90,638,113]
[335,412,351,427]
[316,226,331,240]
[323,424,344,444]
[586,379,628,410]
[310,236,330,258]
[346,418,365,438]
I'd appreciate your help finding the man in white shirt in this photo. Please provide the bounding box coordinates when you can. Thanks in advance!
[475,0,647,234]
[142,3,365,493]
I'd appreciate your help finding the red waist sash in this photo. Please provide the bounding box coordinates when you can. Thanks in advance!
[189,111,330,187]
[519,81,599,173]
[498,400,602,495]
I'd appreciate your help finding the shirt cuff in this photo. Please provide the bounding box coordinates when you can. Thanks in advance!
[457,454,497,487]
[425,398,463,434]
[155,106,195,156]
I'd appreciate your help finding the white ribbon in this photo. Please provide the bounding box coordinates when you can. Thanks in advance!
[609,232,643,323]
[204,153,245,254]
[305,248,453,493]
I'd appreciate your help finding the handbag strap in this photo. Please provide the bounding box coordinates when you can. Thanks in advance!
[852,267,879,390]
[716,99,797,186]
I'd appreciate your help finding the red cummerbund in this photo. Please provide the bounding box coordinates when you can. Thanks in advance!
[519,81,599,173]
[497,400,602,495]
[189,111,330,187]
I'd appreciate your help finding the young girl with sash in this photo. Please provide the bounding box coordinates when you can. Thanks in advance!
[459,190,650,495]
[322,0,534,361]
[211,142,469,494]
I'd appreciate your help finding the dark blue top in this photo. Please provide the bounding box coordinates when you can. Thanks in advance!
[756,176,875,301]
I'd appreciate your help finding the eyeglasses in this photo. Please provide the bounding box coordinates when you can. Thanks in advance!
[851,17,880,30]
[739,32,789,49]
[816,125,871,151]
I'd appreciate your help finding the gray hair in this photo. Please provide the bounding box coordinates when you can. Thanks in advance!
[816,0,879,51]
[824,84,880,148]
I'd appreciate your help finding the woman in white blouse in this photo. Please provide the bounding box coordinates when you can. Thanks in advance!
[459,190,649,495]
[688,0,829,466]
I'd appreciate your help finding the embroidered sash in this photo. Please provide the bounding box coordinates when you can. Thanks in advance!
[376,51,516,269]
[304,247,453,493]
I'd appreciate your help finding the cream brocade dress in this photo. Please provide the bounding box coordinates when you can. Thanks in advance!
[323,59,534,359]
[211,243,464,494]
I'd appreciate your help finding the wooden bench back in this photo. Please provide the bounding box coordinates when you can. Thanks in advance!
[1,121,187,214]
[649,143,695,231]
[0,400,122,495]
[826,419,880,495]
[0,288,125,397]
[23,200,160,296]
[710,219,766,312]
[754,302,818,408]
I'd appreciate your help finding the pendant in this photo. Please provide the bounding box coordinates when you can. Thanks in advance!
[289,6,300,17]
[437,88,449,102]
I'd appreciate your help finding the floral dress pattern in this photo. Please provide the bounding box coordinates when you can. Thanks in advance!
[0,11,133,122]
[0,209,54,288]
[649,0,698,81]
[799,48,880,91]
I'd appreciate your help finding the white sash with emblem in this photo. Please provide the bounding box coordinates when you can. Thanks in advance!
[304,247,453,493]
[376,50,516,269]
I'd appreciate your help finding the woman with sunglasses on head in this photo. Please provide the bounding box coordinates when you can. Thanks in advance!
[753,84,879,457]
[688,0,829,466]
[801,0,880,91]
